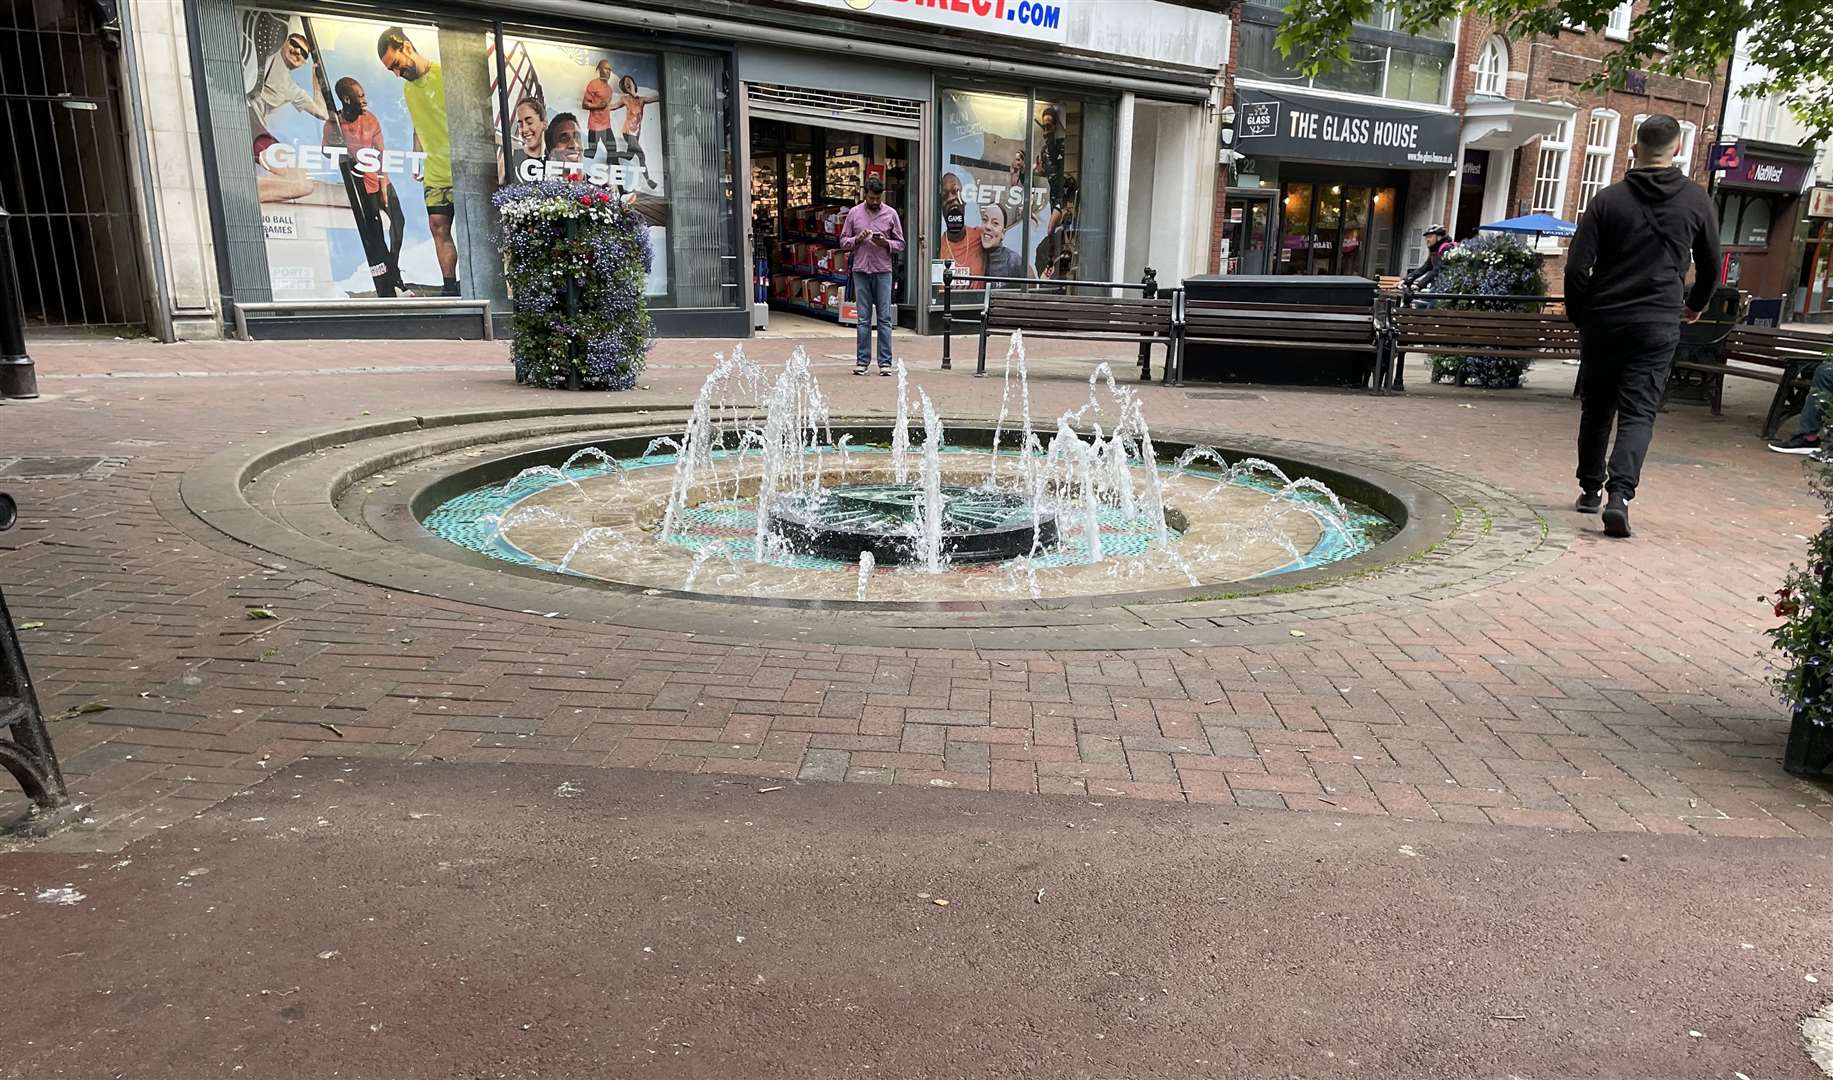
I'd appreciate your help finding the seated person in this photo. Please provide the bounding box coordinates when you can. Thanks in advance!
[1771,362,1833,455]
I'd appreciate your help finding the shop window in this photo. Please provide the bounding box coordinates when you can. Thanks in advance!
[203,5,735,309]
[936,87,1110,291]
[1312,41,1387,97]
[494,35,677,300]
[1388,49,1448,105]
[1239,22,1446,104]
[1238,24,1305,85]
[1717,193,1773,247]
[1532,118,1572,216]
[1578,110,1619,214]
[226,7,497,301]
[1474,37,1508,98]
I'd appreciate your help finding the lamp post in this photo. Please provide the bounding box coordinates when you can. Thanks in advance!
[0,204,38,400]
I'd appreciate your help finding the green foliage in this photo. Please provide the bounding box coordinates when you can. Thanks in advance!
[495,181,653,391]
[1273,0,1833,138]
[1767,462,1833,729]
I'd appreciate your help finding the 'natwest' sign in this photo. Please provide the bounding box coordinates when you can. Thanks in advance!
[785,0,1068,44]
[1719,140,1813,193]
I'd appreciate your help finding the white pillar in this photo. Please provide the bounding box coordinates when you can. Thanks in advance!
[1110,92,1135,290]
[123,0,223,340]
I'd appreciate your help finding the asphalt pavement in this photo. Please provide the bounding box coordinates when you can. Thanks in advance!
[3,757,1829,1079]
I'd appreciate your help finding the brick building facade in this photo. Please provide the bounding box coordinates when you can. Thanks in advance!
[1444,6,1723,279]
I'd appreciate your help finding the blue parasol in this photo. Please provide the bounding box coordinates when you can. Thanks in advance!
[1478,212,1578,239]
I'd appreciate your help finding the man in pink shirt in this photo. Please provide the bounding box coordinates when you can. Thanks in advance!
[838,176,905,375]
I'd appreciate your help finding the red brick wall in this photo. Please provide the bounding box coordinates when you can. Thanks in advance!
[1445,6,1727,281]
[1209,0,1243,273]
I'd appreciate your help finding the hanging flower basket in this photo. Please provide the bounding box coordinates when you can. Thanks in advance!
[1428,233,1549,390]
[493,179,654,391]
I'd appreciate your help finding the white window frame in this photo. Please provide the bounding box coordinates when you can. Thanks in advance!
[1578,109,1620,213]
[1474,37,1508,97]
[1674,120,1697,175]
[1532,117,1574,216]
[1605,1,1633,40]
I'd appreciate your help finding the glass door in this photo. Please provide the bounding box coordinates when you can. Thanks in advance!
[1226,195,1274,274]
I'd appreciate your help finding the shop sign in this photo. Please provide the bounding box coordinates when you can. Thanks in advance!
[1719,143,1812,192]
[1811,186,1833,218]
[1233,87,1458,170]
[786,0,1069,45]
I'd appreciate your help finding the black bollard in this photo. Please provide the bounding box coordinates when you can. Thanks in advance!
[0,493,69,818]
[940,260,954,371]
[0,205,38,400]
[1137,267,1158,382]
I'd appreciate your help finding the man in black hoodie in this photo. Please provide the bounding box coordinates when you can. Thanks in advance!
[1564,114,1720,538]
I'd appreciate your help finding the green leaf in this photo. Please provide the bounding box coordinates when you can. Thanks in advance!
[245,607,278,620]
[17,621,44,630]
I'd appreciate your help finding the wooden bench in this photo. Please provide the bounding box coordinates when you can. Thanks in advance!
[977,290,1174,379]
[1173,300,1379,387]
[1668,326,1833,435]
[1387,307,1579,389]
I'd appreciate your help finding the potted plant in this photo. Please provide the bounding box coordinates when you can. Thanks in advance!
[1429,232,1549,390]
[493,179,653,390]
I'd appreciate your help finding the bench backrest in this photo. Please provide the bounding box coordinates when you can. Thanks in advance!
[1181,300,1374,345]
[983,290,1172,336]
[1391,308,1578,355]
[1726,327,1833,368]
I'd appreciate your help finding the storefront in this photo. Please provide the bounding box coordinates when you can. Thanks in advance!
[186,0,1223,339]
[1225,85,1459,278]
[1711,139,1816,310]
[1796,185,1833,321]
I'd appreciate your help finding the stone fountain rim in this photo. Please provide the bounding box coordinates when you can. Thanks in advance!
[172,405,1566,650]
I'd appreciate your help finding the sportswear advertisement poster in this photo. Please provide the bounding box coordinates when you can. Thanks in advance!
[492,35,670,296]
[240,8,461,299]
[937,88,1081,286]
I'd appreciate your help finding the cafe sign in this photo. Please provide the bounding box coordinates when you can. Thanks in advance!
[1811,186,1833,219]
[1233,86,1458,169]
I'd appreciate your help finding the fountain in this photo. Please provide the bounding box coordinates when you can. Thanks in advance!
[418,333,1399,603]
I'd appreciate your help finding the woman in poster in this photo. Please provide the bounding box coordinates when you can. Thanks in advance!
[609,74,660,192]
[509,95,547,181]
[326,77,405,294]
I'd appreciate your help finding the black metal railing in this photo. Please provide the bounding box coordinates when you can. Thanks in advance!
[0,492,68,821]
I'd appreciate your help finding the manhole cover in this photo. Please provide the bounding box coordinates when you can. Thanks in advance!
[0,456,109,478]
[1186,391,1267,401]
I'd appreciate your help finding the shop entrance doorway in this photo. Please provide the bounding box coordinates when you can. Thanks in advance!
[744,84,921,334]
[1275,179,1401,277]
[1225,193,1274,275]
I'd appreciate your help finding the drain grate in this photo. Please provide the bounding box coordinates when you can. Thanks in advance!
[0,456,120,479]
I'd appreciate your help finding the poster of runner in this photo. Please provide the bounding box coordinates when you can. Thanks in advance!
[492,34,670,296]
[240,7,460,299]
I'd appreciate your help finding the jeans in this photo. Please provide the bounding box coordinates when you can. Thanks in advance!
[1576,321,1681,500]
[587,128,615,161]
[1796,361,1833,437]
[852,270,894,370]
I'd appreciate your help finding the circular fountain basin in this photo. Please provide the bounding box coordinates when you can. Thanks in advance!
[768,484,1056,565]
[419,434,1389,603]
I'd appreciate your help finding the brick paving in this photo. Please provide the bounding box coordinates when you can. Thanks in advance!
[3,333,1832,849]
